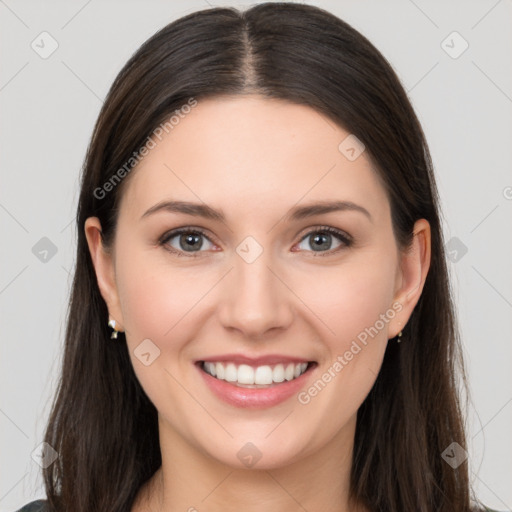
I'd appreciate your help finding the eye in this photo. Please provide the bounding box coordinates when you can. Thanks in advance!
[159,228,216,257]
[294,226,352,256]
[159,225,352,258]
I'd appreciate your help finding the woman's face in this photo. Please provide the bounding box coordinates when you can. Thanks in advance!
[86,95,429,470]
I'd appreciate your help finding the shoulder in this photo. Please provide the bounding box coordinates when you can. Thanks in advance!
[14,499,49,512]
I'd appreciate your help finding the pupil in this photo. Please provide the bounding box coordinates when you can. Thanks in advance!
[182,233,201,251]
[312,233,330,251]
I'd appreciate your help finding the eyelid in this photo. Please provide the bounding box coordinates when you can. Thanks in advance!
[159,226,217,244]
[296,225,352,244]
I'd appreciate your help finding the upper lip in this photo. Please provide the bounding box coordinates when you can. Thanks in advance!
[196,354,314,366]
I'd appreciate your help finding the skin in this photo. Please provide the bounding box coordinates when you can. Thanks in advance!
[85,95,431,512]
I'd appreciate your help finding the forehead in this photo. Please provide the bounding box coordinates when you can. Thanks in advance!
[119,95,389,224]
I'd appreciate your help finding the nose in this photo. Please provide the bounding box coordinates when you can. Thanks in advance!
[217,248,294,339]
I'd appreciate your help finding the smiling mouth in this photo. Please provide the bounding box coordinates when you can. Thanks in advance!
[198,360,317,388]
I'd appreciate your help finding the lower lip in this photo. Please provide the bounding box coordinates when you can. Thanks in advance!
[196,362,316,409]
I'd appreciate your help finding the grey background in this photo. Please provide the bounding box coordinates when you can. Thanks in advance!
[1,0,511,510]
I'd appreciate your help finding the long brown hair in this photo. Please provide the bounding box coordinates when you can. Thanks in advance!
[42,3,482,511]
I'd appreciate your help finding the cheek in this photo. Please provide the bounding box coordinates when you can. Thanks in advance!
[295,258,396,426]
[117,265,172,341]
[115,245,200,342]
[114,250,197,405]
[302,258,397,347]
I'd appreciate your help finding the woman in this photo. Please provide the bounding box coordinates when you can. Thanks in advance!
[16,2,500,511]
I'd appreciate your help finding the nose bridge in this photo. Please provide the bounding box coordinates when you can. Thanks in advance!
[217,241,292,337]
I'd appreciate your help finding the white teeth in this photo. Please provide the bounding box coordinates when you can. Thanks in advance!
[202,361,310,385]
[273,364,285,383]
[225,363,237,382]
[284,363,295,381]
[238,364,255,384]
[204,362,216,377]
[255,365,273,385]
[294,363,307,378]
[215,362,225,380]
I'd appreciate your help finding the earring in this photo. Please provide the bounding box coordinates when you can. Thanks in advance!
[108,317,120,339]
[396,330,403,343]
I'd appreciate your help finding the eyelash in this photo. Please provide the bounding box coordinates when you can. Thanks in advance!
[158,226,353,258]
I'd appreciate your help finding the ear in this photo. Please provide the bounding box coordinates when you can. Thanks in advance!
[388,218,431,338]
[84,217,124,332]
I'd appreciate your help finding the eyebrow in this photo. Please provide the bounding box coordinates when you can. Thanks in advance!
[140,199,372,223]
